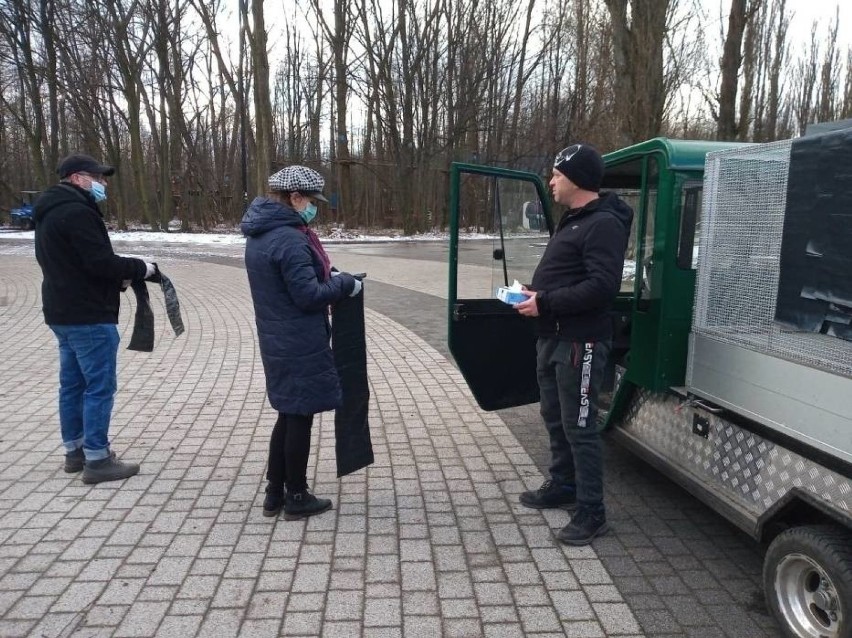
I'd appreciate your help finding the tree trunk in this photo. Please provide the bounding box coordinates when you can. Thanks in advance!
[766,0,788,140]
[604,0,669,145]
[717,0,749,140]
[250,0,273,196]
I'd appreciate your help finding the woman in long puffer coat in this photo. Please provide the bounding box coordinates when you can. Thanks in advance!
[241,165,361,520]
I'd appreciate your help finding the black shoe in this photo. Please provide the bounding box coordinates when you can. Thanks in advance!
[283,490,332,521]
[556,507,609,546]
[519,480,577,511]
[81,456,140,485]
[262,484,285,518]
[64,449,116,473]
[64,448,85,473]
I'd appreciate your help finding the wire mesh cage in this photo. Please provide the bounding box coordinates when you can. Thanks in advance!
[691,139,852,379]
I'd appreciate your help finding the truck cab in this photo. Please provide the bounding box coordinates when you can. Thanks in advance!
[447,135,852,638]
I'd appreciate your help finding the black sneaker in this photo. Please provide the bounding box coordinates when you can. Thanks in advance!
[283,490,332,521]
[556,508,609,545]
[81,456,140,485]
[64,449,116,473]
[262,484,285,518]
[519,480,577,511]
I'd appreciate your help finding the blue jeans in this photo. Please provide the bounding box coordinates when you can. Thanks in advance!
[537,338,611,512]
[50,324,120,461]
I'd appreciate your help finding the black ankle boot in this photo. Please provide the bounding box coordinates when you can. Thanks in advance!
[65,449,116,473]
[81,455,139,485]
[283,490,332,521]
[64,448,85,473]
[556,507,609,545]
[519,480,577,511]
[262,483,285,517]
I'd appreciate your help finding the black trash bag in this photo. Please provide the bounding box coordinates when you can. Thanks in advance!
[332,278,374,477]
[127,265,185,352]
[128,280,155,352]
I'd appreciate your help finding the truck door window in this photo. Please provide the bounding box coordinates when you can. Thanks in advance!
[455,174,548,299]
[493,177,549,290]
[639,160,659,300]
[677,183,703,269]
[615,189,640,293]
[600,157,652,295]
[604,158,659,299]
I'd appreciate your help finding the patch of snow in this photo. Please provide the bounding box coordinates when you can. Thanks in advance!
[0,227,544,245]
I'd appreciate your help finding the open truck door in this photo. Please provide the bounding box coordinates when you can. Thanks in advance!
[447,164,553,411]
[447,156,650,418]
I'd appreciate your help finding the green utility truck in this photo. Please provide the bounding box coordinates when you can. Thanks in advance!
[447,132,852,638]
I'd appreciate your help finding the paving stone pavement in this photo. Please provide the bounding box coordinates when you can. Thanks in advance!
[328,248,780,638]
[0,253,651,638]
[0,240,779,638]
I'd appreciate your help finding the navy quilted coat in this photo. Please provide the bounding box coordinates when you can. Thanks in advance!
[241,197,356,415]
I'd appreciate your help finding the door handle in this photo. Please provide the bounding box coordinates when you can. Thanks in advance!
[693,399,723,414]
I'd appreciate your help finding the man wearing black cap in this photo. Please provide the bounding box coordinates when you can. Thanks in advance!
[34,152,156,484]
[514,144,634,545]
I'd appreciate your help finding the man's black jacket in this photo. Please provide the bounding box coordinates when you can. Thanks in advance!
[531,192,634,341]
[34,183,146,325]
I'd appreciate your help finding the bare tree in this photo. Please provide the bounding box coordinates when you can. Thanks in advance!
[794,25,820,134]
[0,0,50,184]
[816,8,840,123]
[98,0,158,228]
[841,48,852,119]
[248,0,274,196]
[1,0,846,227]
[757,0,790,141]
[190,0,255,207]
[306,0,356,224]
[604,0,670,145]
[716,0,750,139]
[767,1,790,138]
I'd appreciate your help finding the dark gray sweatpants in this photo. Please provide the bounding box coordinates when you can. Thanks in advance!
[536,337,610,511]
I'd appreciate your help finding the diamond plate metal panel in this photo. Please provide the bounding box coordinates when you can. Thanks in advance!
[622,391,851,519]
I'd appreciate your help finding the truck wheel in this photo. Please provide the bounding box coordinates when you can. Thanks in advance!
[763,525,852,638]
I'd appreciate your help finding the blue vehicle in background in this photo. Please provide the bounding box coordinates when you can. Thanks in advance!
[9,191,40,230]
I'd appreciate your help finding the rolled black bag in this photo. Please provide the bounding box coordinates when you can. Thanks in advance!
[331,277,374,477]
[128,280,155,352]
[127,266,185,352]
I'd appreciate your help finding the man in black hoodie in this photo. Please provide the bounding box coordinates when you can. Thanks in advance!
[34,153,156,484]
[515,144,633,545]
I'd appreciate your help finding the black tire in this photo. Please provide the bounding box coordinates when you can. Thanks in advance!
[763,525,852,638]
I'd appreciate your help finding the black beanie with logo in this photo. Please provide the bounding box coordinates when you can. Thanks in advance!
[553,144,604,192]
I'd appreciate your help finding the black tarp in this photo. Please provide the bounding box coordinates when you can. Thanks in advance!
[774,128,852,341]
[331,280,374,477]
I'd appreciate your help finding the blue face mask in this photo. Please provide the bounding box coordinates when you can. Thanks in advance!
[89,180,107,203]
[299,202,317,224]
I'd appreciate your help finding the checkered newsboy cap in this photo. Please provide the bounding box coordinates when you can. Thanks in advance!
[268,165,328,202]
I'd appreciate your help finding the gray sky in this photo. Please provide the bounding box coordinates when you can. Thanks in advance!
[720,0,848,50]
